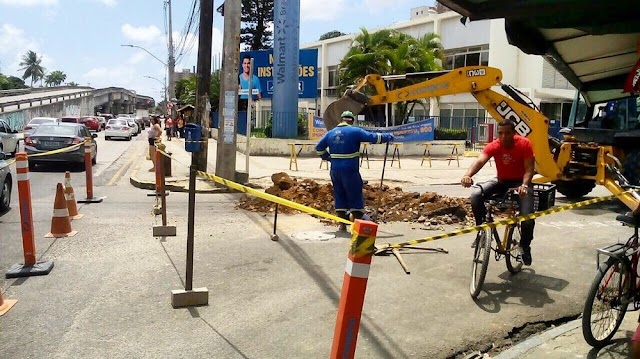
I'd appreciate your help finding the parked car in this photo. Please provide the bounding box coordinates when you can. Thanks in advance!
[104,119,132,141]
[0,152,12,212]
[24,123,97,170]
[127,119,140,136]
[79,116,101,132]
[96,116,107,130]
[0,119,19,157]
[23,117,57,138]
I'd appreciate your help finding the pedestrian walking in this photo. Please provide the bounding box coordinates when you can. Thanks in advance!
[165,117,173,141]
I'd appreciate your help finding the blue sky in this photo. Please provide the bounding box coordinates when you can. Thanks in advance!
[0,0,435,101]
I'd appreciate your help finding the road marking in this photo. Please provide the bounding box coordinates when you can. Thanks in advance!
[107,153,137,186]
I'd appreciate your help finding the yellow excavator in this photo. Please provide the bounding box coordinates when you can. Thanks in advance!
[323,66,640,211]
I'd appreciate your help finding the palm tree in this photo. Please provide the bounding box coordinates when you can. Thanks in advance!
[337,29,444,125]
[44,70,67,87]
[19,50,45,87]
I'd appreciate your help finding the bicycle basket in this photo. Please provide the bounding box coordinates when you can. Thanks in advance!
[533,183,556,211]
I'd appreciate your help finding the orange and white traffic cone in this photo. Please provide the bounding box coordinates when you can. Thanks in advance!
[45,183,78,238]
[0,290,17,316]
[64,171,84,220]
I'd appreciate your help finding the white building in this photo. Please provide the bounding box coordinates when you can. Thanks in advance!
[256,7,577,129]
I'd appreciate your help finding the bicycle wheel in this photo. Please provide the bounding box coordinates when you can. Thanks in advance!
[505,224,523,274]
[470,229,492,299]
[582,258,630,348]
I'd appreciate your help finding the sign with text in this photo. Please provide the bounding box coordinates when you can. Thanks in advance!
[239,49,318,99]
[366,118,435,142]
[308,115,327,140]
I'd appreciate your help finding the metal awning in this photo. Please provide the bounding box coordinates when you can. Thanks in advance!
[438,0,640,104]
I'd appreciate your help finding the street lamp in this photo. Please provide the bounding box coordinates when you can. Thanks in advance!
[122,44,176,117]
[144,75,167,115]
[121,44,167,66]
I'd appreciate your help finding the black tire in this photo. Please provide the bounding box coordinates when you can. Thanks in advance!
[91,152,97,165]
[470,229,491,299]
[0,177,11,212]
[553,179,596,199]
[582,258,629,348]
[505,225,523,274]
[105,136,110,141]
[623,149,640,186]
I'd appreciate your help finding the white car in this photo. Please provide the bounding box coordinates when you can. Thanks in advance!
[127,120,139,136]
[23,117,58,138]
[104,119,132,141]
[96,116,106,130]
[0,119,19,157]
[0,151,12,212]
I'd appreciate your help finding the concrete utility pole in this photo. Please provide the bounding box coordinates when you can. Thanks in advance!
[193,0,214,171]
[167,0,177,118]
[215,0,241,181]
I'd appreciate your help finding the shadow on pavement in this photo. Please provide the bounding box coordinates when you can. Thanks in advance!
[587,336,631,358]
[473,269,569,313]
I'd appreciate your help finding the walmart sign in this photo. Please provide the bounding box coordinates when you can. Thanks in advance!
[239,49,318,99]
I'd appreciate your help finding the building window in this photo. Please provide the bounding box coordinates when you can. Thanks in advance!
[444,45,490,70]
[317,68,322,88]
[328,66,338,88]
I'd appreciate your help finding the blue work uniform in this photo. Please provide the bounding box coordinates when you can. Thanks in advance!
[315,122,394,216]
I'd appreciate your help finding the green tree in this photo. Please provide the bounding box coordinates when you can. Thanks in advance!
[176,71,221,113]
[209,70,221,112]
[319,30,345,41]
[7,76,27,89]
[68,81,78,86]
[338,29,444,125]
[241,0,274,50]
[44,70,67,87]
[0,74,10,90]
[19,50,46,87]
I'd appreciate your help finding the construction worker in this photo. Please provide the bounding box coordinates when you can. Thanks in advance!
[316,110,394,231]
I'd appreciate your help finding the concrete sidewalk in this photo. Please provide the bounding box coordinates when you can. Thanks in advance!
[126,137,640,358]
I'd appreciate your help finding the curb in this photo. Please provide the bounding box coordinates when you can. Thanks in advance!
[129,168,263,194]
[492,319,581,359]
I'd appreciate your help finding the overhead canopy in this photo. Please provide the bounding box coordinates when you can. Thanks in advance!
[438,0,640,104]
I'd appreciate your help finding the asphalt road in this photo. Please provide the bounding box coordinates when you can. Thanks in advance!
[0,144,637,358]
[0,129,145,289]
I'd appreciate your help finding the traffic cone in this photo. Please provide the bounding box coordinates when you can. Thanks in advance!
[45,183,78,238]
[0,290,17,316]
[64,171,84,220]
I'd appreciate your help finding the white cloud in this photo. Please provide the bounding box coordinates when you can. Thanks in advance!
[301,0,344,21]
[121,24,163,44]
[96,0,117,6]
[0,24,44,75]
[0,0,57,5]
[127,52,147,65]
[362,0,409,14]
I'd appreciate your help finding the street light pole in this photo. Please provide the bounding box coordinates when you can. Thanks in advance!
[144,75,167,116]
[167,0,176,119]
[121,44,167,67]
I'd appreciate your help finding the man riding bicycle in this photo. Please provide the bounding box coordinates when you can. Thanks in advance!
[461,119,536,265]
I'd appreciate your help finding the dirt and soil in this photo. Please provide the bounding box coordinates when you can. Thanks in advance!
[238,172,475,225]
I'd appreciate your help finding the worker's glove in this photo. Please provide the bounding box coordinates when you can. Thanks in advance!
[320,152,331,162]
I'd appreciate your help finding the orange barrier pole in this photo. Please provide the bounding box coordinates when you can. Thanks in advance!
[330,219,378,359]
[5,153,54,279]
[0,290,17,316]
[78,138,104,203]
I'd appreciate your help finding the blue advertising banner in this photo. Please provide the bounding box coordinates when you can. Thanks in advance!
[366,118,435,142]
[239,49,318,99]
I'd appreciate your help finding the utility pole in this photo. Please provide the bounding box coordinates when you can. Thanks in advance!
[193,0,213,171]
[215,0,241,181]
[167,0,176,119]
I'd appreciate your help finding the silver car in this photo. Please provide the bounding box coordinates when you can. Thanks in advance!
[23,117,57,137]
[0,119,19,157]
[0,151,12,212]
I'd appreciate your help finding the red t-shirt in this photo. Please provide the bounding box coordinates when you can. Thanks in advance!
[482,135,534,181]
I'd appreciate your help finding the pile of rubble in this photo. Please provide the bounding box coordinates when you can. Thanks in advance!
[238,173,474,226]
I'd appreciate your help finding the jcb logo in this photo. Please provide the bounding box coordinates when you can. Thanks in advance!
[466,69,486,77]
[496,101,532,137]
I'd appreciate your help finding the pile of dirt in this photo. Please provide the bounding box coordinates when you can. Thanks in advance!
[238,172,474,225]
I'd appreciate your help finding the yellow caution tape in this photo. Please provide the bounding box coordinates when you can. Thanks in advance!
[0,158,16,170]
[27,141,86,158]
[196,170,352,224]
[383,190,638,250]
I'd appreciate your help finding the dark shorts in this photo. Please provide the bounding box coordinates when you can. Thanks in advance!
[148,138,155,146]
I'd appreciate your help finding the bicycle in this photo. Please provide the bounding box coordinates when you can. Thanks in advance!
[470,188,524,299]
[582,209,640,347]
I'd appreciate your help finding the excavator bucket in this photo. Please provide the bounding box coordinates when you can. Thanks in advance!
[322,90,370,130]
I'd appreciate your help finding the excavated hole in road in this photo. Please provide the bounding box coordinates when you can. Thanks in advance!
[237,172,477,226]
[446,314,581,359]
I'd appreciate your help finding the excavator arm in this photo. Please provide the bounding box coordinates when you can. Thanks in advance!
[323,65,640,211]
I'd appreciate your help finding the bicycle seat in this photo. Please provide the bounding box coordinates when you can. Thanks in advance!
[616,214,639,227]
